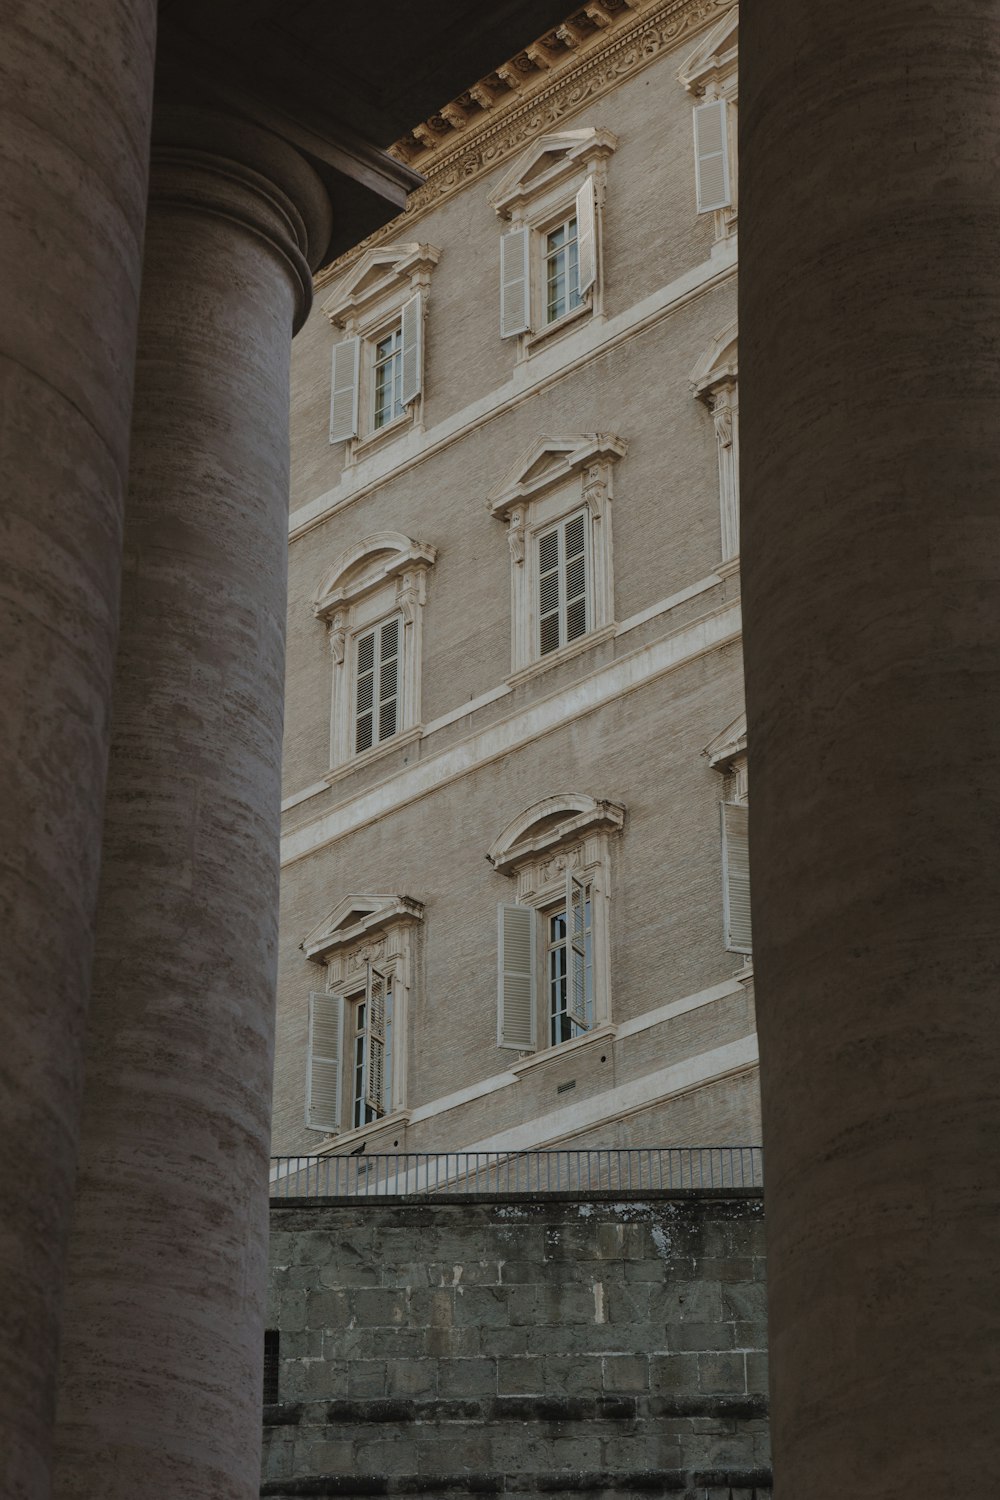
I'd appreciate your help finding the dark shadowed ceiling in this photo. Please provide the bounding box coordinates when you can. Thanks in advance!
[157,0,578,263]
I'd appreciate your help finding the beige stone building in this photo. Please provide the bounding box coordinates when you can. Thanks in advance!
[272,0,757,1164]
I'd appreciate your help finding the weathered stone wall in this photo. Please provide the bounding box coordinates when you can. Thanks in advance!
[262,1193,769,1499]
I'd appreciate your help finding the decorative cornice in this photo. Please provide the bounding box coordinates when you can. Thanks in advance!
[314,0,737,290]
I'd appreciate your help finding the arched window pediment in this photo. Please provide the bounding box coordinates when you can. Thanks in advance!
[314,532,436,620]
[489,794,625,875]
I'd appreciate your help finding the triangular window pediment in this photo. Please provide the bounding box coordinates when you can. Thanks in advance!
[704,712,747,770]
[302,894,424,963]
[488,129,618,219]
[488,434,626,519]
[321,242,440,328]
[678,10,738,96]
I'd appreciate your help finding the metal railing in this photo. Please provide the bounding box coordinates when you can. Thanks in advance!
[269,1146,762,1199]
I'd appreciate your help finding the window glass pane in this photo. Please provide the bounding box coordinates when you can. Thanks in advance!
[373,326,403,430]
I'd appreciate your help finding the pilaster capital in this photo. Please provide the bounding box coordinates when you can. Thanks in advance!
[149,107,333,333]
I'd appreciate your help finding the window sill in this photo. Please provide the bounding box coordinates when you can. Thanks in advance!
[325,724,423,786]
[348,408,417,462]
[511,1022,617,1076]
[523,298,593,355]
[507,623,616,689]
[318,1110,412,1157]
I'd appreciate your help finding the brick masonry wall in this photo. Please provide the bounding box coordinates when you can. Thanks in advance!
[262,1193,769,1499]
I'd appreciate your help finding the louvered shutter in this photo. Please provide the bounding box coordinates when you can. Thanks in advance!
[365,963,390,1115]
[575,176,597,296]
[498,903,536,1049]
[500,227,531,338]
[306,990,344,1131]
[538,526,561,656]
[564,512,588,643]
[567,870,589,1029]
[378,618,400,742]
[355,629,376,753]
[400,292,422,407]
[329,336,360,443]
[693,100,731,213]
[721,801,752,953]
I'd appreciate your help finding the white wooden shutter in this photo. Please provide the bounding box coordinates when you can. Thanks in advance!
[306,990,344,1131]
[400,292,422,407]
[721,801,752,953]
[354,628,376,753]
[365,963,389,1115]
[500,227,531,338]
[497,903,536,1049]
[377,617,400,743]
[566,870,589,1029]
[329,335,360,443]
[575,176,597,296]
[693,100,731,213]
[538,525,561,656]
[564,512,588,644]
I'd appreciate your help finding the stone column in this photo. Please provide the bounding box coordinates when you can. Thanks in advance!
[52,109,331,1500]
[0,4,156,1494]
[740,4,1000,1496]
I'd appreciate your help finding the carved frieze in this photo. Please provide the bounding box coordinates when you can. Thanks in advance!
[315,0,737,290]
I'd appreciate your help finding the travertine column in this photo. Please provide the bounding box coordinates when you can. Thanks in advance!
[53,109,330,1500]
[741,4,1000,1495]
[0,4,155,1494]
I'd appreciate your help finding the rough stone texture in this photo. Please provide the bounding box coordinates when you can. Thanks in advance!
[0,3,156,1495]
[51,115,330,1500]
[262,1194,769,1498]
[740,3,1000,1496]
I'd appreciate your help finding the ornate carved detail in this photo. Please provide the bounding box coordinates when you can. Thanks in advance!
[347,937,387,974]
[507,508,526,565]
[315,0,736,290]
[396,567,428,625]
[329,609,347,665]
[583,464,608,519]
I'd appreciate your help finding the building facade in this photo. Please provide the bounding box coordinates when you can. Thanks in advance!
[273,0,755,1165]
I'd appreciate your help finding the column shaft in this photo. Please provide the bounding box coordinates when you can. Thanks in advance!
[0,2,156,1493]
[741,3,1000,1494]
[53,115,329,1500]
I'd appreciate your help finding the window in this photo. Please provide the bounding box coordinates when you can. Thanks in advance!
[301,895,422,1138]
[263,1330,280,1406]
[321,242,440,452]
[544,214,583,324]
[489,128,616,351]
[354,616,400,753]
[372,326,404,430]
[537,510,588,656]
[691,324,739,562]
[546,874,593,1045]
[704,714,752,955]
[347,966,393,1128]
[313,533,436,774]
[490,796,625,1053]
[678,11,738,241]
[488,435,624,678]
